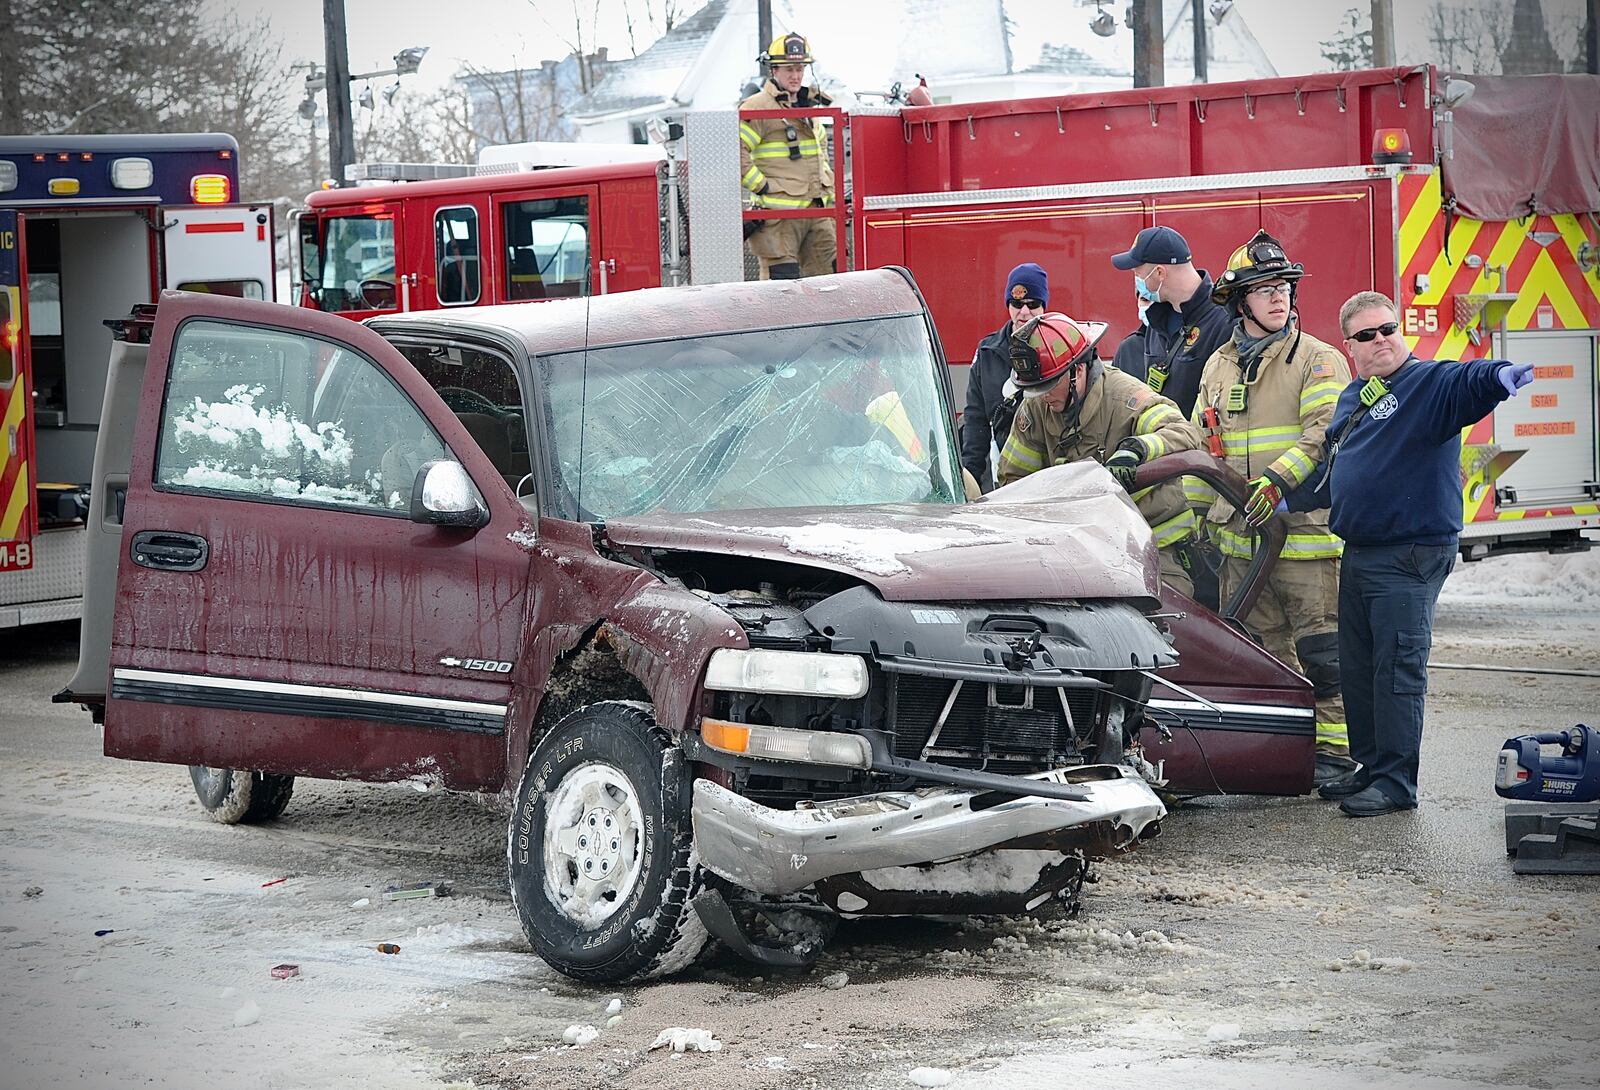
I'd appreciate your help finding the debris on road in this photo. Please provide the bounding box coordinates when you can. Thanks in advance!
[821,971,849,990]
[350,897,370,908]
[649,1027,723,1053]
[93,929,114,937]
[1205,1023,1241,1042]
[374,943,401,955]
[383,881,452,901]
[908,1067,952,1087]
[269,964,300,980]
[260,877,289,888]
[605,997,622,1015]
[23,886,42,898]
[561,1024,599,1046]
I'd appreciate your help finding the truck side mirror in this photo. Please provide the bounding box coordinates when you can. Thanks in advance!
[410,460,489,529]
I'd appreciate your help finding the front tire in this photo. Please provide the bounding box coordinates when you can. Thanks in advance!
[188,766,295,824]
[507,701,707,983]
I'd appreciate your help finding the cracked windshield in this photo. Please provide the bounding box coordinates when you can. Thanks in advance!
[541,315,961,519]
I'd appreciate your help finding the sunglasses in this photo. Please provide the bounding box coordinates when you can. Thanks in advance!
[1007,298,1045,310]
[1347,321,1400,343]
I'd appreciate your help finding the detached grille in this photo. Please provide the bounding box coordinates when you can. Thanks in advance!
[891,674,1103,774]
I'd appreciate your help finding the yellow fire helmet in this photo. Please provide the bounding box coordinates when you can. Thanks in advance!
[766,32,814,66]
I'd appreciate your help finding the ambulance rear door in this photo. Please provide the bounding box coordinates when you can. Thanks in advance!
[161,204,277,301]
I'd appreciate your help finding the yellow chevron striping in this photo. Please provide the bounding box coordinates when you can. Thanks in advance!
[0,459,28,540]
[1554,214,1600,307]
[0,382,25,480]
[1507,250,1590,330]
[1398,172,1441,270]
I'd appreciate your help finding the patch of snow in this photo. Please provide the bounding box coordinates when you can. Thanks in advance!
[649,1026,722,1053]
[1206,1023,1242,1042]
[909,1066,953,1086]
[1328,950,1416,973]
[562,1024,599,1046]
[1440,548,1600,607]
[507,528,539,549]
[605,997,623,1015]
[861,850,1070,895]
[718,520,999,577]
[836,891,869,912]
[232,1000,261,1028]
[350,898,369,908]
[820,971,849,990]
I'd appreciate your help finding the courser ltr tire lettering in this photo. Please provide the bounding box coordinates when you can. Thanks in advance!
[506,701,707,983]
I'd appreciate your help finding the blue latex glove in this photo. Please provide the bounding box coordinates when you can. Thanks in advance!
[1274,497,1288,514]
[1498,362,1534,396]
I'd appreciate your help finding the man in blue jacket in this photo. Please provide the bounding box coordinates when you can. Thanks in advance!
[1285,291,1534,816]
[961,262,1050,491]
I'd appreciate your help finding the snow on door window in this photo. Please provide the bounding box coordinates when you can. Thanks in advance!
[155,319,445,512]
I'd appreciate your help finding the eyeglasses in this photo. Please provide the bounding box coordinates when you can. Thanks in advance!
[1246,283,1292,299]
[1346,321,1401,343]
[1008,298,1045,310]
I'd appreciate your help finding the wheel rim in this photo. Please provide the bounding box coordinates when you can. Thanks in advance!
[191,765,232,805]
[541,761,646,929]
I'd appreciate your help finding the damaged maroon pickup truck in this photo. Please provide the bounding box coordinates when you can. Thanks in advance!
[60,270,1313,982]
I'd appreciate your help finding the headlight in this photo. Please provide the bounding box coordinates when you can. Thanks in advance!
[703,648,868,698]
[701,718,872,769]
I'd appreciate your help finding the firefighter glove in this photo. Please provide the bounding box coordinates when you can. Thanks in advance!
[1242,471,1288,528]
[1497,361,1534,397]
[1105,437,1146,491]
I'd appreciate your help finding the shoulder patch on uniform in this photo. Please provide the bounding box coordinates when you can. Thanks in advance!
[1016,410,1032,434]
[1126,393,1141,409]
[1185,327,1201,348]
[1311,361,1333,377]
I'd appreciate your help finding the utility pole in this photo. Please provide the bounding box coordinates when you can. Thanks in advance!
[1133,0,1165,89]
[758,0,772,54]
[1588,0,1598,74]
[324,0,355,188]
[1192,0,1208,82]
[1371,0,1396,66]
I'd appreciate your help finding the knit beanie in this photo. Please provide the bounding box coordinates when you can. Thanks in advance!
[1004,262,1049,307]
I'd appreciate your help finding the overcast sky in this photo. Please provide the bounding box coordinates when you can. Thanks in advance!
[218,0,1588,102]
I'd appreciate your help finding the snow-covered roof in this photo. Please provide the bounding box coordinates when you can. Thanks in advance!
[565,0,731,120]
[565,0,1276,126]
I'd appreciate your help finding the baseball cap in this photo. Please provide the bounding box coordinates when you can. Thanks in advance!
[1111,225,1193,270]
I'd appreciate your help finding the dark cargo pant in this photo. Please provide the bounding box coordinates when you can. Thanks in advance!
[1337,541,1456,807]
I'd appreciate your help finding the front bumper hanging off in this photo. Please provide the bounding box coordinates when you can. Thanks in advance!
[690,765,1166,896]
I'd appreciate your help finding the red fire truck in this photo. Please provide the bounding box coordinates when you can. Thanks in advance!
[0,134,276,628]
[293,65,1600,559]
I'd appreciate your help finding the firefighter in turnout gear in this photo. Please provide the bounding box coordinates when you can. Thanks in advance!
[1193,230,1357,787]
[738,33,836,279]
[998,312,1205,598]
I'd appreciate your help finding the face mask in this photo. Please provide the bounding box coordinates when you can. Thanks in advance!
[1134,269,1161,304]
[1136,299,1151,327]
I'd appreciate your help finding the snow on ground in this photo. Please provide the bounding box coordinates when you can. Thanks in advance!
[1440,544,1600,608]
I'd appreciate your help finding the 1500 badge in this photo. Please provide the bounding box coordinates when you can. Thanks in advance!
[438,656,514,673]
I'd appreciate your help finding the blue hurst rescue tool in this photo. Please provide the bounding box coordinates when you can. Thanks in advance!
[1497,724,1600,875]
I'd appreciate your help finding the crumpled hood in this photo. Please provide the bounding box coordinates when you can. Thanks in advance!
[603,462,1158,602]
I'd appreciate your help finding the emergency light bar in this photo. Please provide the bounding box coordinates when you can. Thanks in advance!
[191,173,230,203]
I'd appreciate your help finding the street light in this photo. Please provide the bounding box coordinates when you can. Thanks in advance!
[1209,0,1234,23]
[1090,2,1116,37]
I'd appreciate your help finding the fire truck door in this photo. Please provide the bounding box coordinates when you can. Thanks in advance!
[1491,330,1600,507]
[0,209,36,574]
[161,205,277,302]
